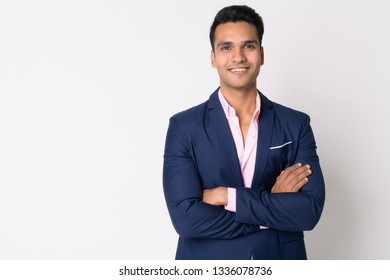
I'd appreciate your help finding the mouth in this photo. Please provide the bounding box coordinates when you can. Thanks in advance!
[228,67,250,73]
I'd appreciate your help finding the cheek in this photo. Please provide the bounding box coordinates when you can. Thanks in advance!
[250,53,262,63]
[251,57,262,72]
[214,53,230,65]
[216,66,226,78]
[214,63,227,74]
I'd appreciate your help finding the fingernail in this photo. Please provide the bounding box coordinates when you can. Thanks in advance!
[306,164,311,169]
[297,163,302,167]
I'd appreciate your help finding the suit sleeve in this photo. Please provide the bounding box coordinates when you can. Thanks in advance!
[235,116,325,232]
[163,117,260,239]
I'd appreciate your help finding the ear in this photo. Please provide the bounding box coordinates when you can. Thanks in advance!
[211,50,217,68]
[260,46,264,65]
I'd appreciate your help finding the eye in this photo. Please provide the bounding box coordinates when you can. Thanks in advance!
[221,46,231,51]
[244,44,255,49]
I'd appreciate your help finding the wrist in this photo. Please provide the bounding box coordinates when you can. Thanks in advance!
[219,187,228,206]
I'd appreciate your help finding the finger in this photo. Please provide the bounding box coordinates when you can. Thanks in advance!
[284,164,311,185]
[291,177,309,192]
[290,168,312,192]
[278,163,302,180]
[274,164,311,193]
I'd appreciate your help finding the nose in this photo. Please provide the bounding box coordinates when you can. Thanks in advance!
[232,47,246,63]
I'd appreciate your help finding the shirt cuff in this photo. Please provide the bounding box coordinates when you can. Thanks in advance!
[224,187,236,212]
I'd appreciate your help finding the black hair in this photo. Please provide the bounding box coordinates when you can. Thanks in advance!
[209,5,264,51]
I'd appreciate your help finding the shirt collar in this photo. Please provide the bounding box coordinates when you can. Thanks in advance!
[218,90,261,121]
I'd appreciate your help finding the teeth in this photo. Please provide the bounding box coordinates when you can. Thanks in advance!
[230,68,247,72]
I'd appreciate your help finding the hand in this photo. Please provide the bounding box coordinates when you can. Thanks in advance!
[271,163,311,193]
[203,187,228,206]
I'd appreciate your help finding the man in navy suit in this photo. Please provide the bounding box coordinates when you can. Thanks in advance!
[163,5,325,260]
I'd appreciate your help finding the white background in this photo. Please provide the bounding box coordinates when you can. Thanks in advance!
[0,0,389,259]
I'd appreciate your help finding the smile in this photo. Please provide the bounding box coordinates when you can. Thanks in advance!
[229,67,249,73]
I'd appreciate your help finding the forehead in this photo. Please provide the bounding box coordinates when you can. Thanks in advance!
[214,21,258,44]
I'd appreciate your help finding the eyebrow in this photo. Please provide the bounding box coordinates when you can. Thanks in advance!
[216,39,260,48]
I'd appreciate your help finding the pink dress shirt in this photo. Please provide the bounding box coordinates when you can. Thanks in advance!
[218,91,268,232]
[218,90,260,211]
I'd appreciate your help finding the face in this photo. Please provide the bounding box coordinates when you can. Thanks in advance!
[211,21,264,93]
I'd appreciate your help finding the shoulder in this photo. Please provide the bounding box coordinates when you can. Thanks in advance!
[170,100,208,123]
[165,99,212,147]
[169,88,219,125]
[274,102,309,121]
[261,93,310,124]
[167,102,208,141]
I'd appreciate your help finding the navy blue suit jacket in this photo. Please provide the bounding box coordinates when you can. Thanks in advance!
[163,88,325,259]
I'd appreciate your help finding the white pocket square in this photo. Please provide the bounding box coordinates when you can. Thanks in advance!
[269,141,292,150]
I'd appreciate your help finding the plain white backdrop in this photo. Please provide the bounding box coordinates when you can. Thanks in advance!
[1,0,389,259]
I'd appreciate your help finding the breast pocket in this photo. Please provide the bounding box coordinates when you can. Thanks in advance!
[262,141,294,191]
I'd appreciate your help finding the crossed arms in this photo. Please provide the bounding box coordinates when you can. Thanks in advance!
[203,163,312,206]
[163,116,325,239]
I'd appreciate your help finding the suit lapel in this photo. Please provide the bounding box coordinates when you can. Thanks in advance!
[251,93,275,189]
[207,89,245,188]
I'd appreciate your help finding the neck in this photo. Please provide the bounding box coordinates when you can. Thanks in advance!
[220,86,257,117]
